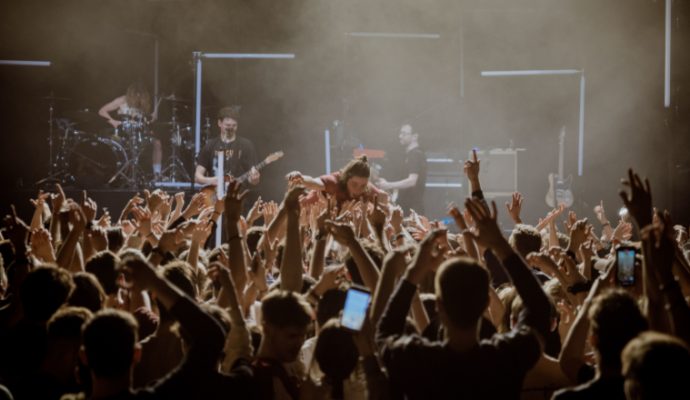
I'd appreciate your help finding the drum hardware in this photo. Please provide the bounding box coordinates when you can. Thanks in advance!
[36,94,75,187]
[158,100,192,182]
[69,137,127,187]
[107,119,152,188]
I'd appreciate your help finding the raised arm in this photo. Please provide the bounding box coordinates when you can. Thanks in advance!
[280,186,306,292]
[465,198,551,339]
[224,181,249,293]
[325,220,380,291]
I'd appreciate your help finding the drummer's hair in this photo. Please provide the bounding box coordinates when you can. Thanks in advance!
[217,106,241,122]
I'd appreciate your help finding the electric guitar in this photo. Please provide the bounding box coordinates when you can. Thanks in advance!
[226,150,284,184]
[370,162,399,203]
[545,127,574,208]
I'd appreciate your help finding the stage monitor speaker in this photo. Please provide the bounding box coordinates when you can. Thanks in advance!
[469,149,521,197]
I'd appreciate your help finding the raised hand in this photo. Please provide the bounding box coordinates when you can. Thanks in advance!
[182,192,206,220]
[87,226,109,253]
[463,149,481,183]
[536,203,566,231]
[567,218,592,254]
[505,192,523,224]
[447,203,468,230]
[50,183,66,214]
[619,168,653,227]
[144,189,166,213]
[285,170,304,184]
[563,210,578,232]
[81,192,97,223]
[30,227,56,262]
[390,206,403,232]
[68,204,88,232]
[245,196,263,225]
[405,229,448,284]
[261,201,278,226]
[367,195,386,233]
[191,220,213,244]
[612,219,633,242]
[96,210,111,228]
[312,264,346,296]
[282,185,305,215]
[464,198,511,256]
[593,200,609,225]
[224,181,249,224]
[324,220,356,245]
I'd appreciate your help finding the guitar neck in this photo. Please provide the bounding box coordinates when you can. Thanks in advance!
[234,159,270,183]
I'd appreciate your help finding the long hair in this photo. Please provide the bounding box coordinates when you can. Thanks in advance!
[125,82,151,114]
[338,155,370,189]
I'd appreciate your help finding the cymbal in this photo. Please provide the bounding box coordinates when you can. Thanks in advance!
[42,95,71,101]
[62,108,100,123]
[163,94,192,103]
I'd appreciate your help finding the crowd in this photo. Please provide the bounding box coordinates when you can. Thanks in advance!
[0,153,689,400]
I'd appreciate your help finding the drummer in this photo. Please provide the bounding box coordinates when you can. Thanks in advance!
[98,82,163,179]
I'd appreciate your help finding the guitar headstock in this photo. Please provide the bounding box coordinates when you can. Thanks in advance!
[265,151,284,164]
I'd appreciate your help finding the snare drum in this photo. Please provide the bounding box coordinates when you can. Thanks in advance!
[68,136,127,186]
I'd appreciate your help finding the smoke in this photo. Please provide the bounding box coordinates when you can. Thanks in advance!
[0,0,682,219]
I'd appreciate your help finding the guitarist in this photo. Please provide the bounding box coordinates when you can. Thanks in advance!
[194,106,260,186]
[376,123,427,214]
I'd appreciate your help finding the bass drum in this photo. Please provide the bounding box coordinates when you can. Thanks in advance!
[68,136,127,187]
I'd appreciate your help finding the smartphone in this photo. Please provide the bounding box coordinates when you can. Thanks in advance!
[340,285,371,332]
[616,246,637,286]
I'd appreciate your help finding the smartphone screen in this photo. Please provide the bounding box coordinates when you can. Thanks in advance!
[616,247,637,286]
[340,286,371,332]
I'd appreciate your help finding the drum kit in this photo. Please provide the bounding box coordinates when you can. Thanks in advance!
[37,94,214,189]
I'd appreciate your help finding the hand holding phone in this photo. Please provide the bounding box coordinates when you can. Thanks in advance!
[340,285,371,332]
[616,246,638,286]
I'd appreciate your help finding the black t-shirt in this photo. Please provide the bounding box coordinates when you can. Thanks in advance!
[197,136,258,180]
[397,147,427,213]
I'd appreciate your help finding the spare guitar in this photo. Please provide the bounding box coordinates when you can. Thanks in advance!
[545,127,574,208]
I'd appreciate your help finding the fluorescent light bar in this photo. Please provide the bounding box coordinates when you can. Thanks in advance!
[426,158,454,163]
[346,32,440,39]
[0,60,51,67]
[481,69,580,77]
[426,183,463,188]
[664,0,671,108]
[202,53,295,59]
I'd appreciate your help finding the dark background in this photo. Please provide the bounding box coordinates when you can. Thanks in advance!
[1,0,689,224]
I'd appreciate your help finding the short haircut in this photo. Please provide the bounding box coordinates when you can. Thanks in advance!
[68,272,106,312]
[161,261,197,299]
[47,306,93,341]
[217,106,240,121]
[435,257,489,329]
[20,265,74,322]
[509,224,543,258]
[261,290,313,329]
[314,319,358,399]
[622,331,690,400]
[85,251,120,295]
[589,289,647,368]
[82,309,138,378]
